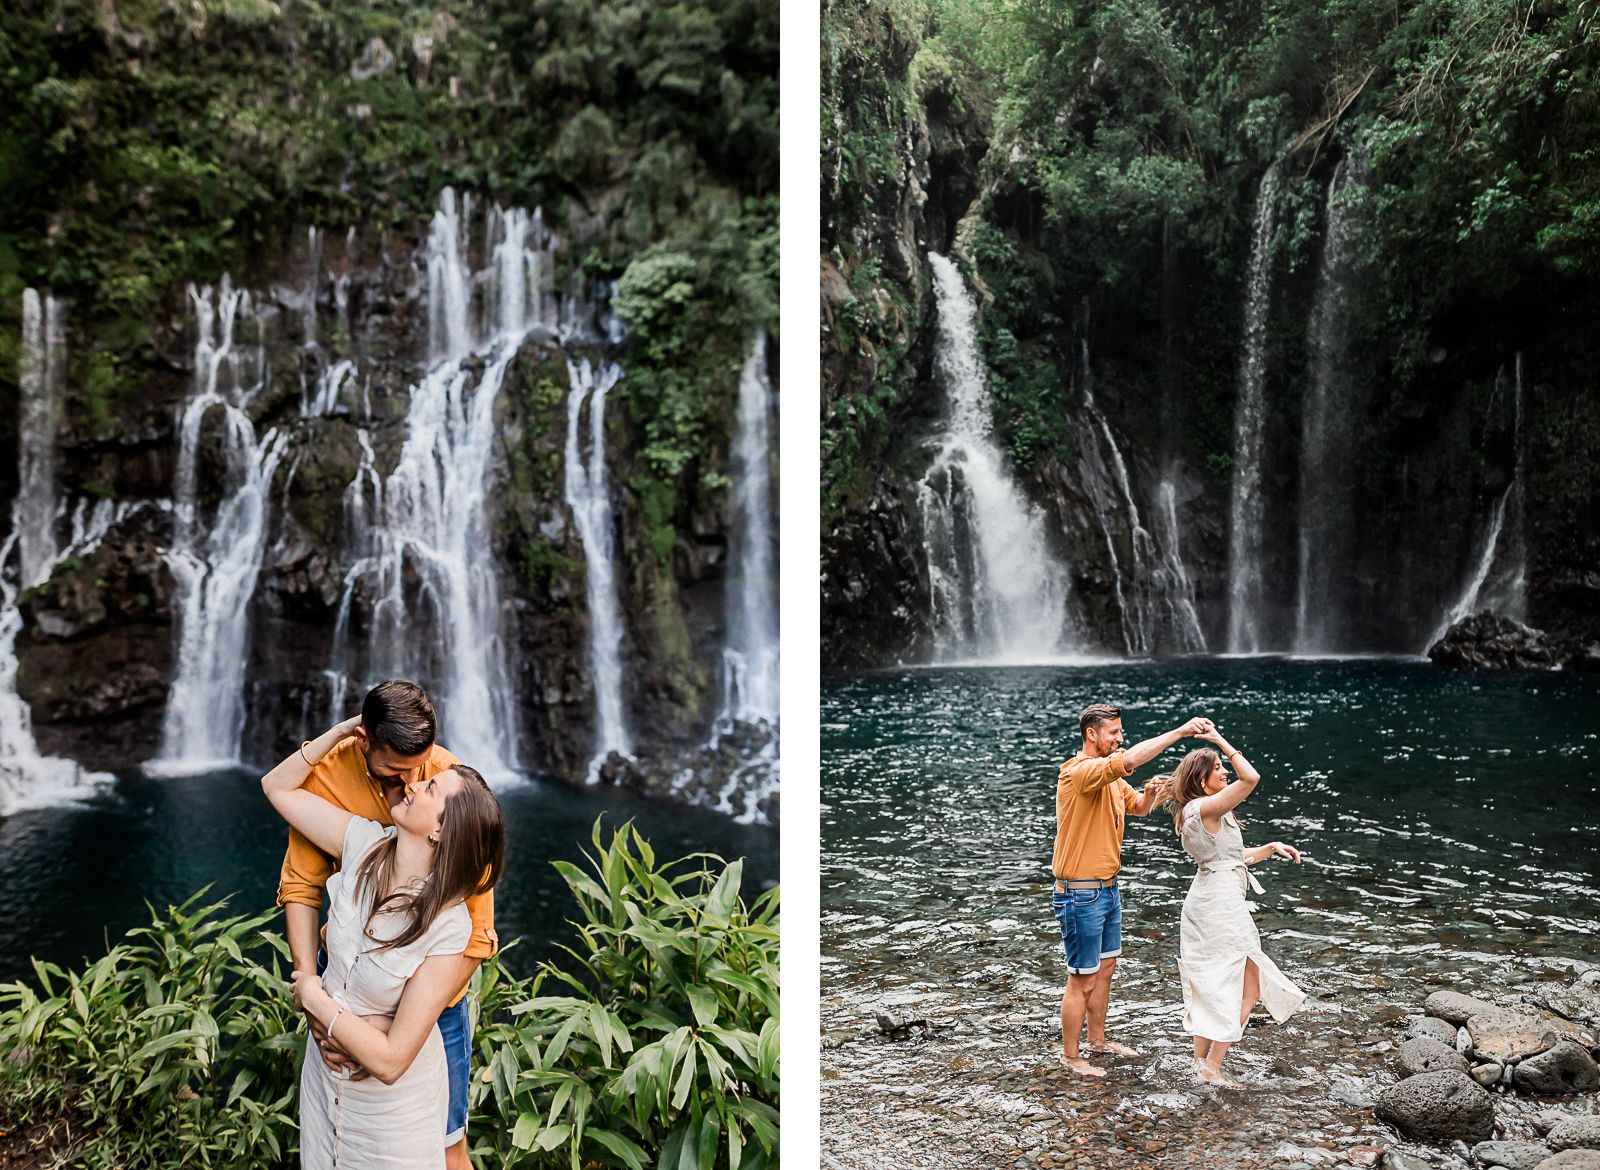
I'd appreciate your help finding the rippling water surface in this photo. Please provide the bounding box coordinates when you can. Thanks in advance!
[822,660,1600,1169]
[0,772,778,984]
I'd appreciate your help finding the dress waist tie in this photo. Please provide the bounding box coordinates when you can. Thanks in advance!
[1196,858,1265,895]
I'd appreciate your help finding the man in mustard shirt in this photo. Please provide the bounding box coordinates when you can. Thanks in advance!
[1054,703,1211,1077]
[280,679,496,1168]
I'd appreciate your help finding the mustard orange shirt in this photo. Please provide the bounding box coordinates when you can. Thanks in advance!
[277,736,497,961]
[1052,750,1138,881]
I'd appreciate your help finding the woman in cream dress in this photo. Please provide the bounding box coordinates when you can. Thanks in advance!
[1164,726,1304,1084]
[261,716,504,1168]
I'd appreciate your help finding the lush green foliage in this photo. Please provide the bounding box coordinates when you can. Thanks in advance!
[469,823,780,1170]
[821,0,1600,497]
[0,824,779,1170]
[0,0,777,529]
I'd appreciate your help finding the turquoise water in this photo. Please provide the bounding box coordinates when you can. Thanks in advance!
[821,659,1600,1165]
[0,771,778,984]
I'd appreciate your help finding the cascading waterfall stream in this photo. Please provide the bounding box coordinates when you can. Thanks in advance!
[718,332,780,727]
[155,281,289,771]
[1155,478,1206,652]
[1,291,112,814]
[917,252,1072,662]
[343,192,538,778]
[564,356,632,780]
[1294,160,1364,654]
[1226,163,1282,653]
[1427,355,1528,649]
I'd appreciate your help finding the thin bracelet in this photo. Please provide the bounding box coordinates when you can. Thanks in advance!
[327,1008,343,1040]
[1227,749,1243,759]
[299,740,318,767]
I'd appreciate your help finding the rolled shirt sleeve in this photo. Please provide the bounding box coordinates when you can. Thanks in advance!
[1063,749,1133,795]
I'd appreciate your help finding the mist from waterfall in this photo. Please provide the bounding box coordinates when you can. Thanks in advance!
[564,356,632,780]
[1226,163,1282,653]
[917,252,1072,662]
[1294,160,1365,654]
[155,281,289,771]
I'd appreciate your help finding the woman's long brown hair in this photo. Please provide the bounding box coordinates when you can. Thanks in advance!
[1163,748,1221,836]
[354,764,505,952]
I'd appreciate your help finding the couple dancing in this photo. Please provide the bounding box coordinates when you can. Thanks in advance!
[1053,703,1304,1084]
[263,679,505,1168]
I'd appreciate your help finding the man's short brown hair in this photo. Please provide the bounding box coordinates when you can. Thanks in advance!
[1079,703,1122,738]
[362,680,437,756]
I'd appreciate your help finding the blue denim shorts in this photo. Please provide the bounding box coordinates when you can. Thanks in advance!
[437,993,471,1144]
[1051,881,1123,975]
[317,950,471,1143]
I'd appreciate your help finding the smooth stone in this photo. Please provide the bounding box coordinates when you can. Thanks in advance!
[1400,1037,1471,1078]
[1473,1061,1506,1086]
[1375,1070,1496,1143]
[1536,1153,1600,1170]
[1472,1141,1554,1170]
[1549,1117,1600,1151]
[1429,991,1499,1025]
[1410,1016,1464,1046]
[1468,1009,1565,1063]
[1386,1153,1434,1170]
[1514,1041,1600,1095]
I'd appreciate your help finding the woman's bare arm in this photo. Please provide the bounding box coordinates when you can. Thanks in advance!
[292,952,463,1085]
[261,717,362,857]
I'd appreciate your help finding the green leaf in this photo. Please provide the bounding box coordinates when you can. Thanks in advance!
[512,1110,542,1150]
[534,1123,573,1152]
[686,985,717,1028]
[588,1127,649,1170]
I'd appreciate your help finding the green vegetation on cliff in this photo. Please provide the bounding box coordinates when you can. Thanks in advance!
[822,0,1600,513]
[0,0,776,492]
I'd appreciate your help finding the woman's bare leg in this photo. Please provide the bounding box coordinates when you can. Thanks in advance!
[1238,959,1261,1031]
[1193,1036,1212,1061]
[1197,1039,1232,1081]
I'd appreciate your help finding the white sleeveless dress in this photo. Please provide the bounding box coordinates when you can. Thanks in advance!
[299,817,471,1169]
[1178,803,1304,1043]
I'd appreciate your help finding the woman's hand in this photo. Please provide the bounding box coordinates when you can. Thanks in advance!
[1266,841,1301,863]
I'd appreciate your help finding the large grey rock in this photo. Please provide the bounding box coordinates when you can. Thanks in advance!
[1399,1036,1471,1077]
[1410,1015,1464,1046]
[1515,1042,1600,1095]
[1429,991,1499,1025]
[1536,1152,1600,1170]
[1468,1008,1581,1063]
[1471,1141,1553,1170]
[1548,1117,1600,1151]
[1428,612,1558,669]
[1375,1070,1496,1143]
[1535,1112,1576,1136]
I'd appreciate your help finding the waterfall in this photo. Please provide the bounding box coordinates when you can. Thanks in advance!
[16,291,66,589]
[1226,163,1282,653]
[1427,355,1528,648]
[718,333,780,726]
[155,281,289,771]
[2,292,111,814]
[1154,478,1207,652]
[1294,160,1364,653]
[564,357,632,779]
[917,252,1072,661]
[344,192,534,777]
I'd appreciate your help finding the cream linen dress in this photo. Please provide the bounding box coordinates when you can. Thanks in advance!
[299,817,471,1169]
[1178,802,1304,1043]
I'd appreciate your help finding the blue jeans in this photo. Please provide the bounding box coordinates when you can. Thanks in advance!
[317,950,471,1142]
[1051,882,1123,976]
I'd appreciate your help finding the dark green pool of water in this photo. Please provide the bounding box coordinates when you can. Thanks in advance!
[0,771,778,984]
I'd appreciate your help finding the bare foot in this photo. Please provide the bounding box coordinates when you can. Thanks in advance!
[1061,1055,1107,1078]
[1195,1063,1243,1088]
[1084,1040,1140,1057]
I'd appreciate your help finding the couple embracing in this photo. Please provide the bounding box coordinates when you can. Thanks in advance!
[1053,703,1305,1084]
[263,679,505,1168]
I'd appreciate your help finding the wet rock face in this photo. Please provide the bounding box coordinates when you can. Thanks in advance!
[1374,1070,1496,1143]
[1396,1036,1469,1078]
[1538,1151,1600,1170]
[1428,612,1561,669]
[1513,1041,1600,1096]
[1466,1007,1583,1064]
[1473,1141,1556,1170]
[1426,990,1498,1025]
[821,484,934,669]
